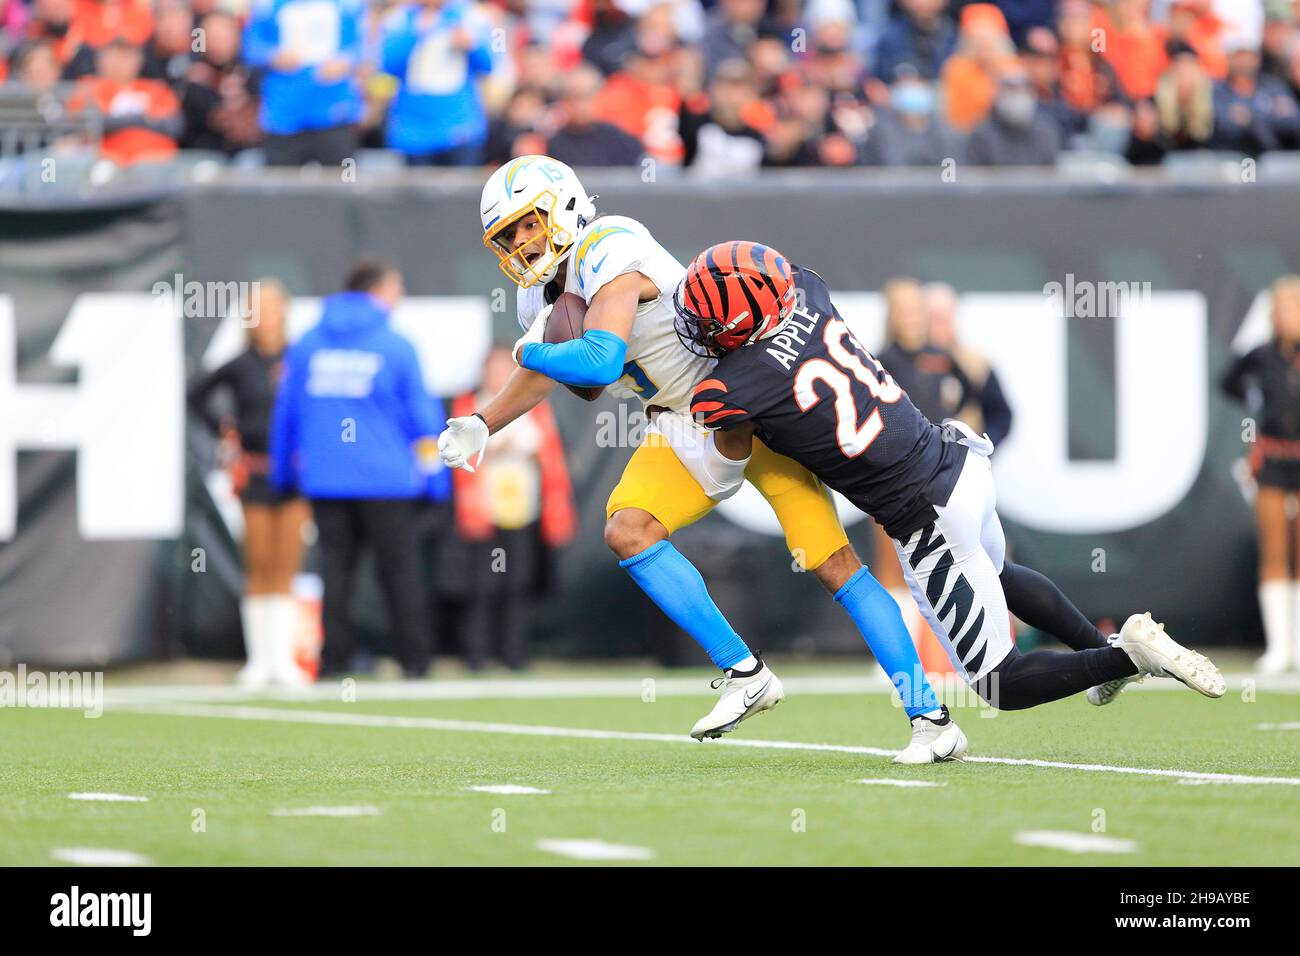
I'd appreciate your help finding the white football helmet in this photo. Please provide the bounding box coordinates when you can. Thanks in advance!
[480,155,596,288]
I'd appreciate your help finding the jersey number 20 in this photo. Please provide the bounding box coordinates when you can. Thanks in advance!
[793,317,902,458]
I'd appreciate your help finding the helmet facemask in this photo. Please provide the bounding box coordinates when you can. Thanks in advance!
[482,191,579,288]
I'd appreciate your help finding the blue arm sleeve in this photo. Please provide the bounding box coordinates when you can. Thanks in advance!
[520,329,628,388]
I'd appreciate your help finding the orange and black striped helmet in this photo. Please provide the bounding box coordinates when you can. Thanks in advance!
[673,241,797,357]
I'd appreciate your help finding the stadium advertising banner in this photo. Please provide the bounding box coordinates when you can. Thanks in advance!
[1,174,1296,664]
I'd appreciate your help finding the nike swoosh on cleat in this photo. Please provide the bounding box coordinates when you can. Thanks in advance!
[743,679,772,709]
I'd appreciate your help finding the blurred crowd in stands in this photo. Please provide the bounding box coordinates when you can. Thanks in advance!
[3,0,1300,171]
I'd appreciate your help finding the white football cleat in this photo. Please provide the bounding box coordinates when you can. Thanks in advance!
[1086,673,1145,706]
[893,705,969,764]
[690,654,785,740]
[1109,612,1225,699]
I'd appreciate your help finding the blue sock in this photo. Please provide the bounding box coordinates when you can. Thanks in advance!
[619,541,752,670]
[834,567,940,718]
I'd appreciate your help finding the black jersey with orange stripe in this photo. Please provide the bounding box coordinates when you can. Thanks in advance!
[691,266,967,538]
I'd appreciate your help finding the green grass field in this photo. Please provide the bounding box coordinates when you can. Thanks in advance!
[2,668,1297,866]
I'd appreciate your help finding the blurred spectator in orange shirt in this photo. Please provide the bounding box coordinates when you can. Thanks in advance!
[1101,0,1169,100]
[1168,0,1229,79]
[70,0,153,49]
[593,15,684,164]
[940,3,1015,132]
[1058,0,1125,115]
[68,37,182,164]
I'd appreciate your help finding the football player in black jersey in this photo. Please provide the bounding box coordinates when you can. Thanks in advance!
[676,241,1226,711]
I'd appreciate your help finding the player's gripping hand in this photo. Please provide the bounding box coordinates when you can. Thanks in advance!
[438,414,489,473]
[512,305,551,366]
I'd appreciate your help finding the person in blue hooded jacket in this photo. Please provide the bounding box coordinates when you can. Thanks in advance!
[270,260,445,677]
[380,0,494,165]
[243,0,365,166]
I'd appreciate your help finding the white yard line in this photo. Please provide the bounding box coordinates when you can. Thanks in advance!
[67,792,148,802]
[99,671,1300,706]
[51,847,151,866]
[1014,831,1137,854]
[1256,722,1300,730]
[467,785,551,795]
[269,806,381,817]
[854,779,946,788]
[116,701,1300,787]
[536,839,654,861]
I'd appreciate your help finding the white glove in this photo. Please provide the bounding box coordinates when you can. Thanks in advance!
[941,418,995,457]
[438,414,489,472]
[512,305,551,366]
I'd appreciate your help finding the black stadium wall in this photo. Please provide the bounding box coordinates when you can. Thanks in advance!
[1,170,1295,666]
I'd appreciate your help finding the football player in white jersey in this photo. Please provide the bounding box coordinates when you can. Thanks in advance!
[439,155,967,762]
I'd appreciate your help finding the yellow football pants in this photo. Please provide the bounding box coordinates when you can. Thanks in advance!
[605,433,848,571]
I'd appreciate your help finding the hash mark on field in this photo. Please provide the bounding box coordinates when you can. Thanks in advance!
[116,702,1300,787]
[51,847,151,866]
[1256,722,1300,730]
[854,779,946,788]
[68,792,148,802]
[270,806,381,817]
[537,839,654,861]
[467,785,550,795]
[1015,831,1137,854]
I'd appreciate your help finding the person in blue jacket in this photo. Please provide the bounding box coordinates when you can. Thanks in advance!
[243,0,366,166]
[270,259,445,678]
[380,0,494,165]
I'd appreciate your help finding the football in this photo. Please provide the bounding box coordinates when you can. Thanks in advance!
[545,291,604,401]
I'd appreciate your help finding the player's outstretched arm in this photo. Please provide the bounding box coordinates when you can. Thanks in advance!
[439,365,556,472]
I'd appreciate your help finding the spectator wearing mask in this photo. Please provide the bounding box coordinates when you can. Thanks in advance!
[940,3,1016,131]
[681,57,767,173]
[181,12,262,154]
[923,281,1013,447]
[967,62,1063,165]
[381,0,494,166]
[1154,38,1217,150]
[450,346,576,672]
[243,0,364,166]
[1221,275,1300,673]
[547,62,645,167]
[862,67,965,165]
[1211,34,1300,155]
[67,36,182,164]
[188,280,308,689]
[269,259,445,679]
[873,0,956,83]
